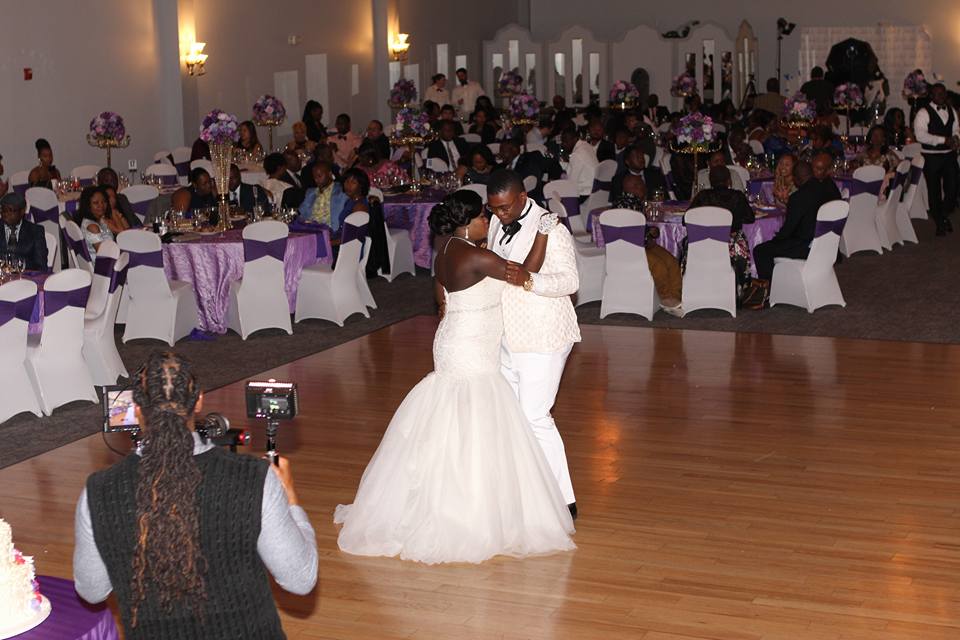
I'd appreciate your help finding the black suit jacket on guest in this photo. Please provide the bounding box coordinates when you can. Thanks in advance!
[596,139,618,163]
[506,150,561,205]
[189,189,217,212]
[426,137,472,168]
[610,167,667,202]
[359,136,392,163]
[688,187,756,231]
[0,219,49,271]
[776,177,842,244]
[232,184,271,213]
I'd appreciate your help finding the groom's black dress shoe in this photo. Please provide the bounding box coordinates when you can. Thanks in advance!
[568,503,578,521]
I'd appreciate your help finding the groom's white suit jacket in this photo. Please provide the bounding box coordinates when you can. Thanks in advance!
[488,199,582,354]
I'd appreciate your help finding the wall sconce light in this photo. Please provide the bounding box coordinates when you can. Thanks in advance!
[185,42,208,76]
[390,33,410,62]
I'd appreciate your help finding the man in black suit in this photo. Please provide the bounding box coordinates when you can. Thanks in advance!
[437,105,464,137]
[610,145,666,202]
[689,166,755,230]
[643,94,670,127]
[745,153,842,309]
[0,192,48,271]
[265,152,304,208]
[227,164,271,214]
[426,120,471,171]
[360,119,392,161]
[496,137,561,205]
[800,67,834,116]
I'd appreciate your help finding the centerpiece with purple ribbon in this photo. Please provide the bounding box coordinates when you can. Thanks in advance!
[609,80,639,110]
[670,73,697,98]
[391,107,435,192]
[833,83,864,110]
[252,95,286,151]
[671,112,717,197]
[782,92,816,129]
[389,79,418,109]
[86,111,130,168]
[200,109,241,232]
[902,70,928,101]
[497,70,524,97]
[507,93,540,127]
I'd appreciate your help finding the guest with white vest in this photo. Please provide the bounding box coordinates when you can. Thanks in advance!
[914,83,959,235]
[485,170,581,519]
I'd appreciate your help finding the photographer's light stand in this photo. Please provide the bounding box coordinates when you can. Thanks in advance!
[265,419,280,466]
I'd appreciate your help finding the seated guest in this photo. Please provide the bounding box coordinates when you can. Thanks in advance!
[188,167,217,212]
[473,96,500,125]
[74,351,317,638]
[801,125,843,161]
[189,138,210,161]
[687,165,756,297]
[76,186,127,255]
[611,145,666,202]
[356,146,409,187]
[773,153,798,206]
[855,124,901,172]
[643,94,670,127]
[468,109,498,145]
[263,153,303,208]
[549,95,576,125]
[496,137,560,205]
[285,121,317,157]
[0,192,48,270]
[697,150,745,192]
[300,146,339,189]
[753,78,784,117]
[584,118,607,160]
[298,160,349,233]
[227,164,270,214]
[103,186,133,231]
[425,73,451,106]
[422,100,441,125]
[281,150,303,188]
[359,119,392,162]
[438,105,465,136]
[97,167,140,227]
[745,154,842,309]
[800,67,834,116]
[460,146,497,185]
[330,113,361,170]
[28,138,61,188]
[559,126,599,199]
[170,187,192,215]
[611,176,683,315]
[236,121,264,157]
[427,120,471,172]
[727,127,753,167]
[883,107,913,148]
[601,128,631,164]
[746,111,769,144]
[302,100,326,143]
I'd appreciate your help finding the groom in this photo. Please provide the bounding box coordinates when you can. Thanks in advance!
[486,170,581,519]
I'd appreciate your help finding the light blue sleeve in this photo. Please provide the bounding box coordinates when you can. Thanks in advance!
[257,469,318,595]
[298,188,317,222]
[72,488,113,604]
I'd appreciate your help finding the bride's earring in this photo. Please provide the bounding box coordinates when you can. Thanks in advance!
[465,228,469,241]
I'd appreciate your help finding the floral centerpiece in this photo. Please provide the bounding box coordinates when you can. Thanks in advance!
[389,79,418,108]
[833,83,864,110]
[902,70,928,100]
[508,93,540,126]
[609,80,639,109]
[252,94,286,150]
[670,73,697,98]
[497,70,524,97]
[673,112,715,150]
[782,92,816,128]
[391,107,435,191]
[200,109,240,231]
[86,111,130,168]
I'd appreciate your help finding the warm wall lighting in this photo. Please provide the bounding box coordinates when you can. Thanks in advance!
[390,33,410,62]
[185,42,208,76]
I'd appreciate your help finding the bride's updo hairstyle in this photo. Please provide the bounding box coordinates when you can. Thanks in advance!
[429,190,484,236]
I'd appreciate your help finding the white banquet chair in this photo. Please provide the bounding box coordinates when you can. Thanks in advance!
[487,143,500,156]
[770,201,849,313]
[83,252,129,385]
[170,146,192,183]
[70,165,101,187]
[9,170,30,196]
[457,184,487,203]
[544,179,592,244]
[370,188,416,282]
[261,179,291,208]
[143,162,179,186]
[44,231,59,272]
[85,240,120,322]
[460,133,481,144]
[153,150,173,165]
[895,162,920,244]
[241,171,268,186]
[425,158,450,173]
[190,159,215,176]
[522,175,537,194]
[295,211,371,326]
[658,152,678,201]
[907,156,928,220]
[226,220,293,339]
[121,185,159,225]
[117,229,198,345]
[728,164,750,190]
[681,206,736,317]
[875,161,906,250]
[593,159,618,199]
[901,143,922,160]
[572,239,605,307]
[0,279,43,422]
[840,165,884,257]
[25,268,98,415]
[748,139,765,155]
[62,219,94,272]
[598,209,658,319]
[25,187,63,267]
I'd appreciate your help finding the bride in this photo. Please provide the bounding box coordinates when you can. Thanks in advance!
[334,190,576,564]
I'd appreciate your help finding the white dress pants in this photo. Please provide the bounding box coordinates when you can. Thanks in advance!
[500,342,576,504]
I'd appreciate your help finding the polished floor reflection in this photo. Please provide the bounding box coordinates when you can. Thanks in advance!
[2,317,958,639]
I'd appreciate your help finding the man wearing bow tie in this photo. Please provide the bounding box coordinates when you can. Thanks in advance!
[330,113,362,171]
[0,192,48,271]
[486,170,581,520]
[451,67,485,119]
[914,83,959,235]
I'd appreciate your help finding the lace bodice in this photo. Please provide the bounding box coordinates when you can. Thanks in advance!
[433,277,504,378]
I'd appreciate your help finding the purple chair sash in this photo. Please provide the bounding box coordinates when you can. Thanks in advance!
[77,178,95,187]
[44,285,91,315]
[12,183,28,196]
[243,237,287,262]
[93,256,116,278]
[847,179,883,197]
[559,197,581,217]
[893,171,909,190]
[686,223,731,244]
[600,224,646,247]
[592,179,612,192]
[174,161,190,177]
[909,165,923,186]
[30,205,60,225]
[67,235,92,263]
[126,249,164,269]
[130,200,151,219]
[155,174,179,186]
[109,264,126,293]
[587,206,609,233]
[0,295,38,326]
[341,222,368,245]
[814,218,847,238]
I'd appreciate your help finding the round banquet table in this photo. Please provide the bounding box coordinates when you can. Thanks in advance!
[382,189,445,269]
[9,575,118,639]
[746,175,857,203]
[162,228,331,334]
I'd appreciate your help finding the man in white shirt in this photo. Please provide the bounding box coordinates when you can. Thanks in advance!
[914,83,959,235]
[425,74,450,106]
[559,127,599,198]
[451,68,485,118]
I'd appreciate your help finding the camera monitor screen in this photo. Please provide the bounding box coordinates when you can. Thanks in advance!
[103,387,139,432]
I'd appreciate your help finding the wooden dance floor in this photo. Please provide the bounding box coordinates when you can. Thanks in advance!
[2,317,959,639]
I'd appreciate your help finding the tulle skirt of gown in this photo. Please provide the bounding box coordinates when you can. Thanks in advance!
[334,278,576,564]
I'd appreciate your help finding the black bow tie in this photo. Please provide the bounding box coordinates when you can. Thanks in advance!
[499,205,530,245]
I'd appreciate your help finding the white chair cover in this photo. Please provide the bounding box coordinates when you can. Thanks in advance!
[85,240,120,321]
[544,179,591,242]
[241,171,268,186]
[62,219,94,272]
[875,161,906,250]
[487,143,500,156]
[748,139,765,155]
[770,200,849,313]
[658,152,678,201]
[522,175,537,194]
[190,159,215,175]
[83,253,129,384]
[153,150,173,164]
[170,146,192,182]
[120,185,159,224]
[378,190,416,282]
[460,133,481,144]
[144,162,179,186]
[728,164,750,190]
[70,165,101,186]
[261,179,291,207]
[907,155,928,220]
[226,220,293,339]
[457,184,487,203]
[681,206,736,317]
[901,143,922,159]
[25,187,63,268]
[9,170,30,195]
[840,165,884,257]
[425,158,450,173]
[0,279,43,421]
[598,208,658,319]
[44,231,59,272]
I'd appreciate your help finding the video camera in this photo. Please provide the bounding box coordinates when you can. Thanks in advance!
[245,380,298,465]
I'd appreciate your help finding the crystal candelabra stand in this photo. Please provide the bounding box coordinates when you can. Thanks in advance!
[86,134,130,169]
[255,118,284,151]
[209,141,234,232]
[390,132,436,194]
[670,141,720,198]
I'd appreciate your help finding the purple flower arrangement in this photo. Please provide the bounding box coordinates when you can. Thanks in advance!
[252,94,286,126]
[609,80,639,106]
[88,112,128,145]
[833,83,864,109]
[394,107,432,140]
[675,112,715,148]
[200,109,240,145]
[784,92,816,122]
[902,70,928,100]
[498,70,524,96]
[670,73,697,97]
[390,79,418,107]
[509,93,540,120]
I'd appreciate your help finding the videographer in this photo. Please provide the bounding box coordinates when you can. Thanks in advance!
[72,351,317,639]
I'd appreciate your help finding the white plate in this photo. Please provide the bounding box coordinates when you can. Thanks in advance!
[0,596,52,639]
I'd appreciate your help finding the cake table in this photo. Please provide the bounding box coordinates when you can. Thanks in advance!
[6,576,117,640]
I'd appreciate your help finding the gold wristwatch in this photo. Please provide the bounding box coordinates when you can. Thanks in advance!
[523,276,534,292]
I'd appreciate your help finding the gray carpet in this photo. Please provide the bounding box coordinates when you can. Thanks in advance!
[0,274,435,469]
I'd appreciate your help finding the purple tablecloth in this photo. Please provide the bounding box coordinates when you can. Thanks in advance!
[162,229,329,333]
[382,190,444,269]
[12,575,118,639]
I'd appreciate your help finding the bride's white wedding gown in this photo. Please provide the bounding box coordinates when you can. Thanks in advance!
[334,276,576,564]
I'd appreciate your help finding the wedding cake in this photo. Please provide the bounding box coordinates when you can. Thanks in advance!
[0,518,47,634]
